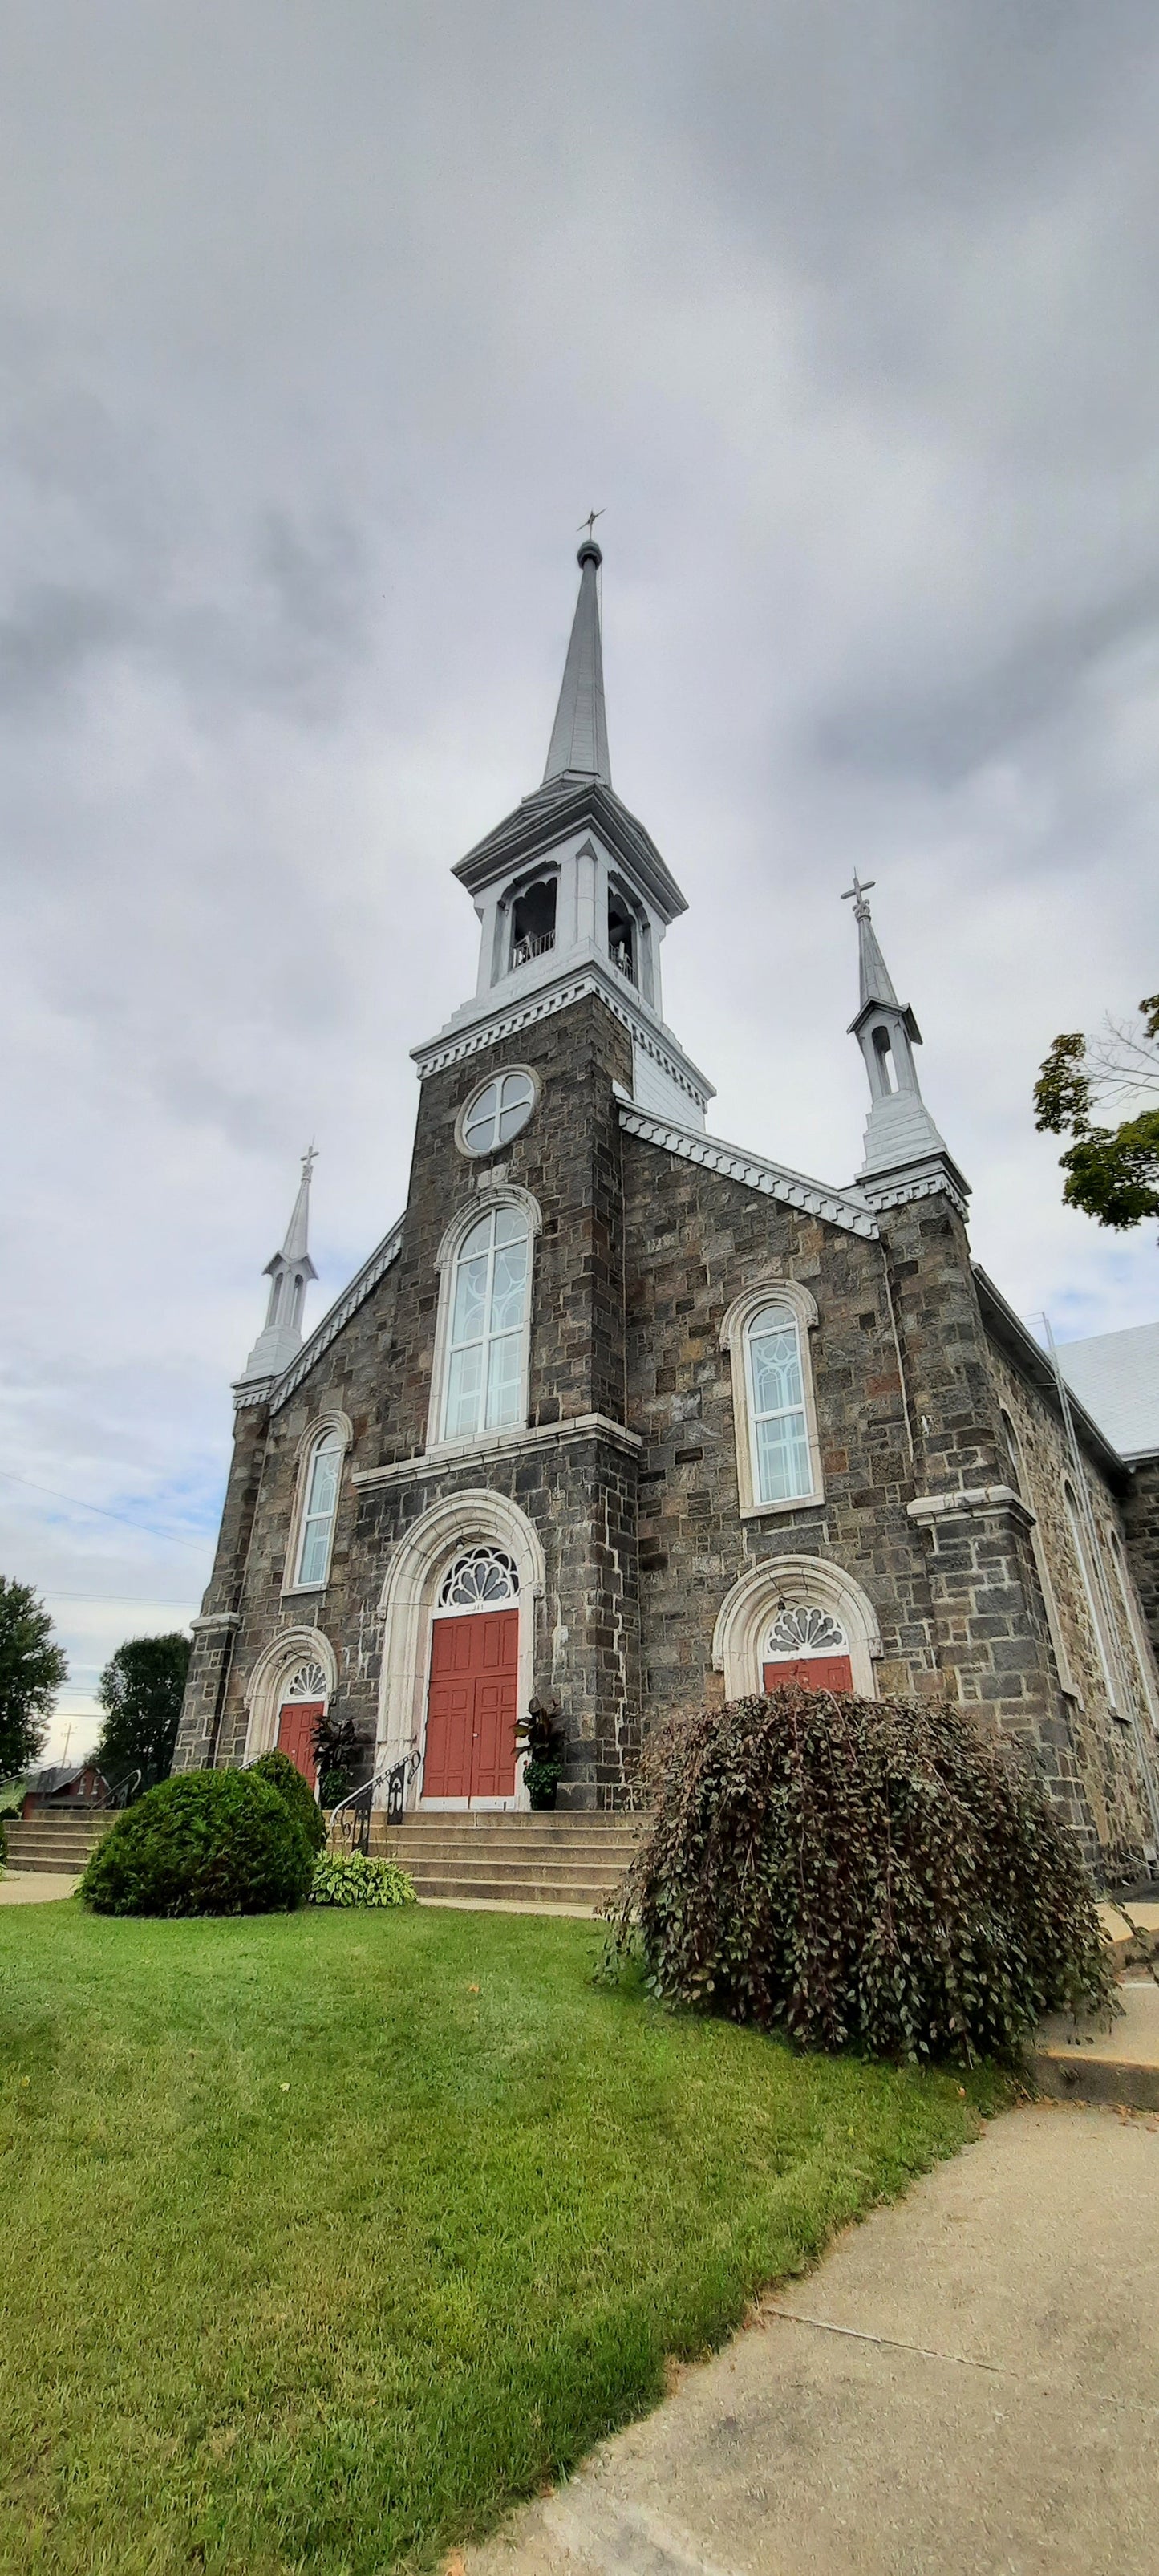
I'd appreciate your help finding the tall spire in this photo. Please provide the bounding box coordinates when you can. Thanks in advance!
[543,539,611,786]
[237,1150,319,1391]
[842,881,967,1211]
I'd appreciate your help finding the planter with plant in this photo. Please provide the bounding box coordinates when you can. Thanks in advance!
[517,1697,567,1810]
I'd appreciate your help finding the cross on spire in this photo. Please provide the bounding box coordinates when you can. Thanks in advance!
[841,871,876,923]
[577,508,605,543]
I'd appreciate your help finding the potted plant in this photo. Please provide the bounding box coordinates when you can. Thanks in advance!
[518,1698,567,1810]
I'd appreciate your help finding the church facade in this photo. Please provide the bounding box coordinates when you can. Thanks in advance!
[174,542,1159,1880]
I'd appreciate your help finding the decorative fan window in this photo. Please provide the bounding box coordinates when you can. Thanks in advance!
[459,1069,537,1158]
[744,1304,813,1505]
[441,1203,530,1440]
[437,1547,521,1611]
[282,1659,329,1701]
[294,1428,343,1588]
[764,1606,845,1659]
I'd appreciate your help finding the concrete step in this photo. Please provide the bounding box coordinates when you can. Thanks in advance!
[378,1829,641,1859]
[1032,1978,1159,2112]
[5,1817,110,1871]
[388,1872,618,1912]
[346,1810,645,1915]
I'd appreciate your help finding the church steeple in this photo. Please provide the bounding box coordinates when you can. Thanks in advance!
[843,878,968,1211]
[237,1150,319,1390]
[542,539,611,786]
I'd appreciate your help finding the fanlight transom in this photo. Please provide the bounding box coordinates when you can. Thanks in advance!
[764,1605,845,1657]
[282,1659,329,1702]
[437,1547,521,1612]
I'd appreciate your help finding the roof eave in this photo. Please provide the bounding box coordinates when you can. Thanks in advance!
[973,1264,1128,1490]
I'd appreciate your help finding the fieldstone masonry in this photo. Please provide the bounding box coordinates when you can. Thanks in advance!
[173,542,1159,1881]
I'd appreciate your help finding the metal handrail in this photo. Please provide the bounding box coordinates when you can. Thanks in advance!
[326,1746,421,1854]
[102,1768,143,1810]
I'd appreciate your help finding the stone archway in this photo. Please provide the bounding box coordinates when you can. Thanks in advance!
[242,1625,338,1766]
[375,1490,545,1811]
[712,1556,882,1702]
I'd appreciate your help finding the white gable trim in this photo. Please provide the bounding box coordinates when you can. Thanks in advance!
[618,1105,879,1239]
[243,1217,405,1416]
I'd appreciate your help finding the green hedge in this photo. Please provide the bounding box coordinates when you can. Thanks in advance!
[79,1771,314,1917]
[246,1749,327,1853]
[606,1686,1116,2064]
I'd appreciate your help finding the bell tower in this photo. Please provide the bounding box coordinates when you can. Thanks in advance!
[411,542,713,1131]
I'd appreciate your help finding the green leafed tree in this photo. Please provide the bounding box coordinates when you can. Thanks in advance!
[0,1579,68,1779]
[95,1633,192,1791]
[1034,992,1159,1231]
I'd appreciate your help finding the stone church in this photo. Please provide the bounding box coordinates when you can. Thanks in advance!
[174,540,1159,1884]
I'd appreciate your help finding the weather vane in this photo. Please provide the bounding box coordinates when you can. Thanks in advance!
[841,871,876,921]
[578,509,606,542]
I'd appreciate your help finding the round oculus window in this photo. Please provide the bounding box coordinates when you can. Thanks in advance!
[458,1068,537,1158]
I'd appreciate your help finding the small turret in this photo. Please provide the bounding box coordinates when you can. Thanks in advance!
[236,1149,318,1390]
[843,878,969,1212]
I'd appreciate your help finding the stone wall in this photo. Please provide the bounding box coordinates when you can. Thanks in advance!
[1124,1454,1159,1665]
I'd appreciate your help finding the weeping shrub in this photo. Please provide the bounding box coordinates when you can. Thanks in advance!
[79,1770,314,1917]
[605,1686,1116,2063]
[247,1748,327,1853]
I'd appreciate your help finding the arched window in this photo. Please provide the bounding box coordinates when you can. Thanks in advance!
[720,1280,822,1518]
[1064,1479,1120,1714]
[441,1203,531,1442]
[1110,1532,1159,1732]
[437,1547,521,1610]
[999,1406,1076,1698]
[745,1304,813,1505]
[294,1427,344,1589]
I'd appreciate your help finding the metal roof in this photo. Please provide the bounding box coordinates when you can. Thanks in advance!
[1056,1319,1159,1462]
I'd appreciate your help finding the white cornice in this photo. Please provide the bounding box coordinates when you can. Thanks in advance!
[411,956,714,1112]
[352,1410,642,1490]
[619,1105,881,1239]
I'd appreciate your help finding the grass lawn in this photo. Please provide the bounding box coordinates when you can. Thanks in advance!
[0,1899,1002,2575]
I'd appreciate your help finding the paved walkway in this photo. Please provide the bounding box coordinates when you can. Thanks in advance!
[466,2104,1159,2576]
[0,1870,79,1905]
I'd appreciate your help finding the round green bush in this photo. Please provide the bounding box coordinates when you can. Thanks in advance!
[79,1769,314,1917]
[310,1851,415,1908]
[606,1687,1116,2064]
[246,1748,327,1853]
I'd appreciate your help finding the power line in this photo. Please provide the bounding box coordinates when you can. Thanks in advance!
[0,1468,207,1554]
[43,1591,196,1607]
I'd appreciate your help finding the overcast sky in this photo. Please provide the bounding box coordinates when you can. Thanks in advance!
[3,2,1157,1762]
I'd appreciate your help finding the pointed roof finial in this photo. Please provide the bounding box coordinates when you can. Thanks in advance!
[543,526,611,786]
[841,873,899,1012]
[281,1144,317,1264]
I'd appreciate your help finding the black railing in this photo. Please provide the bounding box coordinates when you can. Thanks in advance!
[327,1747,421,1855]
[101,1769,143,1811]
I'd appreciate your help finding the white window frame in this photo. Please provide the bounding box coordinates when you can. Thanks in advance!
[427,1188,541,1458]
[1110,1531,1159,1734]
[1063,1479,1121,1716]
[999,1407,1079,1702]
[282,1410,353,1599]
[713,1556,881,1699]
[720,1280,824,1519]
[455,1065,540,1160]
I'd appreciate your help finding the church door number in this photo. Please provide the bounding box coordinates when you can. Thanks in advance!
[424,1610,518,1802]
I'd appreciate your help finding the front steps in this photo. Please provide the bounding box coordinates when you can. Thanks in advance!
[363,1809,644,1916]
[3,1813,110,1874]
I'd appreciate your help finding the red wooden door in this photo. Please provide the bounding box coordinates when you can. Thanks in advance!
[763,1657,853,1694]
[424,1611,518,1800]
[276,1700,322,1789]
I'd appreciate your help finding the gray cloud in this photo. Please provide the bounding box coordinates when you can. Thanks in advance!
[1,0,1156,1756]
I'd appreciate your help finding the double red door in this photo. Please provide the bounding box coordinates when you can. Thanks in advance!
[276,1699,322,1789]
[763,1657,853,1695]
[424,1611,518,1801]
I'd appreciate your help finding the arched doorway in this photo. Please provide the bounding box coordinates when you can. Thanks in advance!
[274,1657,329,1788]
[423,1548,521,1803]
[375,1490,545,1813]
[760,1602,853,1693]
[713,1556,881,1702]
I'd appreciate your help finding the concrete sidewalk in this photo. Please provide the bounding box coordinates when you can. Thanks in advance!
[0,1870,79,1905]
[466,2105,1159,2576]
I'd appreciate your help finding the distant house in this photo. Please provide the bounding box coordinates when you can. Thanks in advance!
[22,1763,109,1819]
